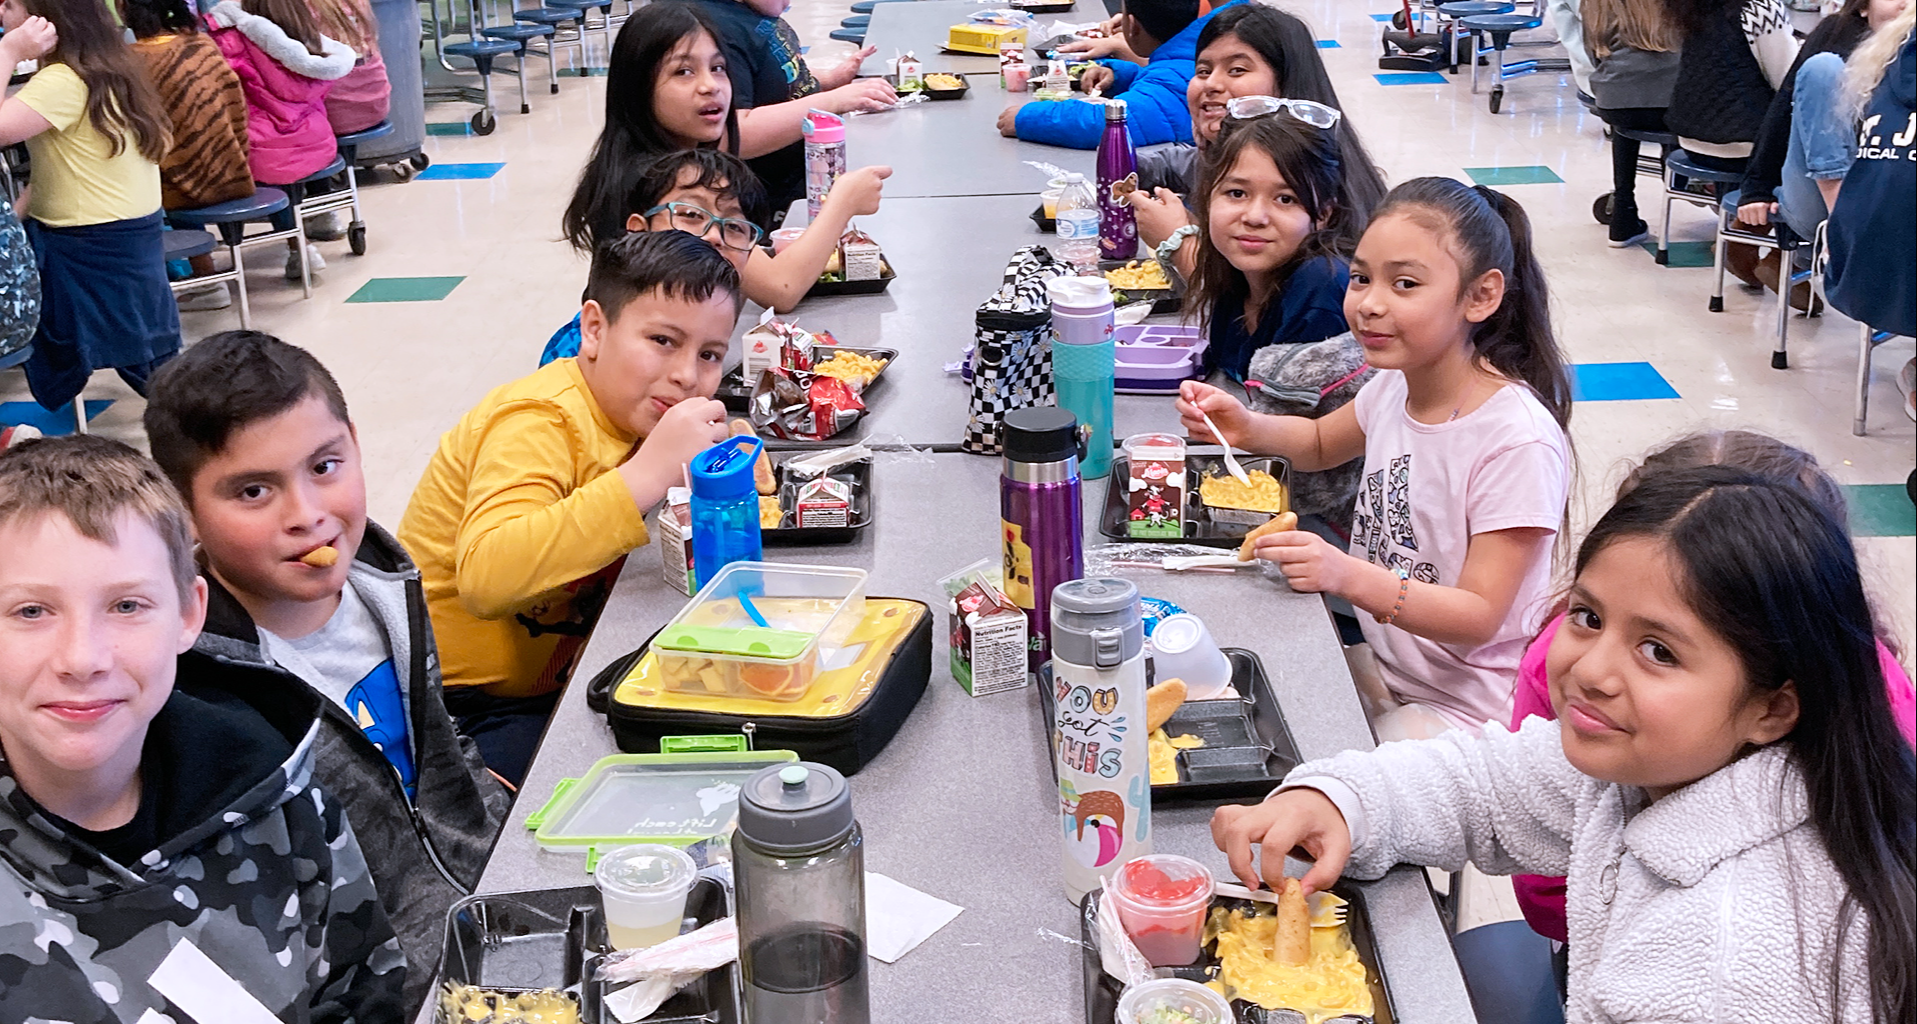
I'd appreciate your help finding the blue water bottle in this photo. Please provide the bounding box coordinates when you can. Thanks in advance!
[1046,276,1116,478]
[689,435,765,591]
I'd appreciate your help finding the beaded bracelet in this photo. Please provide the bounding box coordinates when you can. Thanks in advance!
[1374,565,1411,625]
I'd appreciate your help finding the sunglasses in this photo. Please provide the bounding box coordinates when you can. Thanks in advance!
[645,202,763,252]
[1223,95,1343,131]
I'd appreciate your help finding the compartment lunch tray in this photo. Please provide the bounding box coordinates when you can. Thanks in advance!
[885,72,971,99]
[761,456,873,545]
[806,266,896,298]
[1078,886,1397,1024]
[716,345,899,415]
[436,879,740,1024]
[1039,648,1301,803]
[1099,259,1181,315]
[1101,454,1291,548]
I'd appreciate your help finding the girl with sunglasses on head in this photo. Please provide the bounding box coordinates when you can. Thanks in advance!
[1129,3,1386,281]
[1179,176,1572,740]
[545,149,885,364]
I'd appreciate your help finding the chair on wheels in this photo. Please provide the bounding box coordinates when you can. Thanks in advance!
[164,228,244,327]
[1458,11,1569,112]
[480,22,560,104]
[332,121,393,256]
[443,36,524,134]
[549,0,614,64]
[512,6,591,84]
[165,188,298,326]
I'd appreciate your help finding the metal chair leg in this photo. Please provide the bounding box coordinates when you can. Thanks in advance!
[1710,205,1728,311]
[516,45,531,113]
[1771,254,1792,368]
[1854,322,1874,435]
[72,394,87,434]
[233,242,251,328]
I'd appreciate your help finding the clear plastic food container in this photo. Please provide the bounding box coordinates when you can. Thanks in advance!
[654,562,867,702]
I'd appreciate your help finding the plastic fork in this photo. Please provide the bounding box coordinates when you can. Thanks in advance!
[1198,409,1252,485]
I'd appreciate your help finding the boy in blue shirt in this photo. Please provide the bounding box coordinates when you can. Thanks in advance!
[143,331,510,1018]
[998,0,1242,149]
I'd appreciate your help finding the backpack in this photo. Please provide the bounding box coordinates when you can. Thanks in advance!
[0,192,40,359]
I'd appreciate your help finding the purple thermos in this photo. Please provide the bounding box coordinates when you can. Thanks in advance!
[1096,99,1138,261]
[1001,407,1085,673]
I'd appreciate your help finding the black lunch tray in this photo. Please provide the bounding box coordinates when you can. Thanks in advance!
[1014,0,1078,13]
[806,264,896,297]
[715,345,899,414]
[761,455,873,545]
[436,879,739,1024]
[1101,454,1292,548]
[1098,258,1181,315]
[1078,886,1397,1024]
[1038,648,1301,803]
[888,71,971,99]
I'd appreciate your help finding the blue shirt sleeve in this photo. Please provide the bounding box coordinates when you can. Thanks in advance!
[1014,95,1109,149]
[1103,58,1143,93]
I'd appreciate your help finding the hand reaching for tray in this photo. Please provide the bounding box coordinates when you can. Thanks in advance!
[1211,787,1352,895]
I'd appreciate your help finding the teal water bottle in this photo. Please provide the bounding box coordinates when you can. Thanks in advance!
[689,435,764,590]
[1047,276,1116,478]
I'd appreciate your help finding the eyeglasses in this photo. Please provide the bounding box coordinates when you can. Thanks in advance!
[1224,95,1343,130]
[645,202,764,252]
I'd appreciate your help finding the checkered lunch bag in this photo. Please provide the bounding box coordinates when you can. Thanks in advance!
[962,245,1070,454]
[0,192,39,360]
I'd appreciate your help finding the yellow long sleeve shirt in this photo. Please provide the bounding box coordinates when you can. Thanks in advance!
[397,359,650,698]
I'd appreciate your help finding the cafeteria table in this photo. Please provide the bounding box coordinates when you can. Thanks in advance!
[478,454,1479,1023]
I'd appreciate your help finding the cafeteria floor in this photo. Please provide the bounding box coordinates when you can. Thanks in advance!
[4,0,1910,893]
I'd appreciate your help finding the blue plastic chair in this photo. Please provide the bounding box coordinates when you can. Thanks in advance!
[1435,0,1512,68]
[1458,12,1560,112]
[481,22,559,104]
[444,37,522,134]
[841,13,870,28]
[548,0,614,62]
[829,26,865,43]
[165,189,294,325]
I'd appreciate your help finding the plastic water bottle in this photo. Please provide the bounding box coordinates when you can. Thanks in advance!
[802,110,847,222]
[1054,173,1100,274]
[1097,100,1139,261]
[688,435,764,591]
[1047,276,1116,479]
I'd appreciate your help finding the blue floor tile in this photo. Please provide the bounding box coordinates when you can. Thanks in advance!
[1637,239,1716,268]
[416,162,505,181]
[1316,39,1341,47]
[1846,484,1916,537]
[1570,362,1680,402]
[1375,72,1449,85]
[425,122,472,136]
[0,400,113,436]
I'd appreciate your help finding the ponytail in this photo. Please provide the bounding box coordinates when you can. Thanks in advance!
[1373,176,1572,429]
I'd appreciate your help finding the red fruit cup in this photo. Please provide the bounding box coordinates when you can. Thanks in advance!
[1106,854,1214,966]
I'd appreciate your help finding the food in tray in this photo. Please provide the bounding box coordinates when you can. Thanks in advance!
[730,419,778,495]
[1202,890,1374,1023]
[925,72,965,90]
[1200,468,1287,513]
[759,494,784,529]
[1236,510,1299,562]
[1105,259,1170,292]
[812,349,889,390]
[1145,678,1187,732]
[437,984,580,1024]
[1143,679,1204,785]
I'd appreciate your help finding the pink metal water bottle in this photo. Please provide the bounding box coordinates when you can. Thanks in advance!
[1096,100,1138,261]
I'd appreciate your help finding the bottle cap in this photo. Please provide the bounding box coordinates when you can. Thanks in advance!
[802,109,845,144]
[593,843,696,903]
[689,435,762,501]
[1002,407,1080,464]
[1063,172,1086,184]
[1104,98,1128,122]
[1049,577,1144,669]
[1047,275,1114,312]
[737,761,854,853]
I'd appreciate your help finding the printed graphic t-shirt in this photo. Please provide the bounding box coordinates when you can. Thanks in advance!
[688,0,819,218]
[1347,369,1570,730]
[262,582,418,797]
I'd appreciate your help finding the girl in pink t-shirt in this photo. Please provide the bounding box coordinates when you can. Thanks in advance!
[1179,176,1572,738]
[1508,429,1916,944]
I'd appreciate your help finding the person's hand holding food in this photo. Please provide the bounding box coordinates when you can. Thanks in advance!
[1211,788,1352,894]
[1077,62,1117,96]
[1254,529,1362,596]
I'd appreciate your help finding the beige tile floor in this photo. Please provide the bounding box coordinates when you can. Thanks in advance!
[5,0,1910,767]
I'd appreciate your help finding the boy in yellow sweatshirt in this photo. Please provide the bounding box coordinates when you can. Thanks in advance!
[398,232,738,783]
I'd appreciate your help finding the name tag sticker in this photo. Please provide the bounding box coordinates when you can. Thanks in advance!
[148,938,283,1024]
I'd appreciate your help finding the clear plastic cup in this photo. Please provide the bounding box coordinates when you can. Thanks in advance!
[1150,613,1231,699]
[594,843,697,950]
[770,227,806,254]
[1106,854,1214,966]
[1115,978,1235,1024]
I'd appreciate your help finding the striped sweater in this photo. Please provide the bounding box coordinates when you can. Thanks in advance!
[129,32,255,210]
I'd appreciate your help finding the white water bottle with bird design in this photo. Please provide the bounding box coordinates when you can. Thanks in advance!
[1049,577,1151,904]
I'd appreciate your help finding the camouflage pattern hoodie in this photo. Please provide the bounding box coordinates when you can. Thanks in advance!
[0,651,407,1022]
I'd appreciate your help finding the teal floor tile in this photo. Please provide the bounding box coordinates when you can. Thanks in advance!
[1316,39,1341,47]
[1463,165,1564,186]
[426,122,472,136]
[558,66,609,77]
[1375,72,1448,85]
[0,400,113,436]
[1570,362,1680,401]
[417,162,505,180]
[346,276,466,303]
[1846,484,1916,537]
[1638,239,1716,268]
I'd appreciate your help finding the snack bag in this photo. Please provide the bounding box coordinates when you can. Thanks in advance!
[750,367,867,441]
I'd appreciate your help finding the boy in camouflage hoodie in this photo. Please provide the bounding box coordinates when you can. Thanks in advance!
[0,435,405,1023]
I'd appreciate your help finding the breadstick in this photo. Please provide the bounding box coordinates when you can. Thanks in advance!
[1274,876,1311,965]
[1145,678,1187,732]
[298,546,339,568]
[1235,510,1298,562]
[730,419,778,495]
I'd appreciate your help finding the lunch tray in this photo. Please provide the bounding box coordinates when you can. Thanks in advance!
[1013,0,1077,13]
[1100,454,1292,547]
[807,264,896,298]
[716,345,899,413]
[436,879,740,1024]
[1038,648,1301,804]
[1078,886,1398,1024]
[888,71,970,99]
[1099,258,1180,316]
[761,455,873,545]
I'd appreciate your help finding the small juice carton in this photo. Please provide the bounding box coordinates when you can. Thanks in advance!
[1122,433,1187,539]
[656,487,695,595]
[938,560,1030,696]
[793,475,852,529]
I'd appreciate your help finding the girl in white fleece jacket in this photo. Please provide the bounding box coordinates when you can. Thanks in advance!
[1213,466,1915,1024]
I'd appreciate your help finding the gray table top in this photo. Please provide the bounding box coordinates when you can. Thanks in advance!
[480,453,1476,1023]
[772,193,1185,448]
